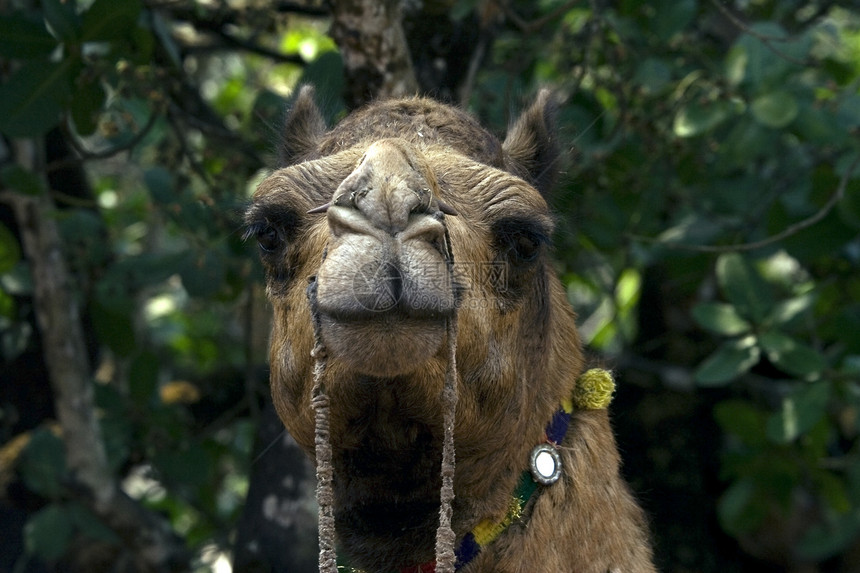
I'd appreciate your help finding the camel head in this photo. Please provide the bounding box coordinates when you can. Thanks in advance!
[244,88,653,572]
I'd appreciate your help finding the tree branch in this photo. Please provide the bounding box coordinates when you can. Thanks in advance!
[329,0,419,109]
[46,111,160,174]
[629,154,860,253]
[500,0,580,34]
[1,140,188,570]
[709,0,811,66]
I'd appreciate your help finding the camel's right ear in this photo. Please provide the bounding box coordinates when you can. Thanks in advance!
[279,85,327,166]
[503,89,560,197]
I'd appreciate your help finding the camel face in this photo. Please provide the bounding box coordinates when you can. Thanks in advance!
[245,87,656,573]
[313,139,455,377]
[246,88,560,406]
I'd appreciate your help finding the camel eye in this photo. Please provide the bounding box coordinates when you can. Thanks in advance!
[493,218,547,265]
[512,233,541,262]
[256,225,281,252]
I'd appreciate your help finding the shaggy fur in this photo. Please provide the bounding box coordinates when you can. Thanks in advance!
[246,85,656,572]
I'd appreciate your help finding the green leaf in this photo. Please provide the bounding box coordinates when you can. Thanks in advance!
[828,305,860,355]
[759,331,826,379]
[451,0,479,21]
[839,175,860,230]
[0,14,57,59]
[0,164,46,196]
[129,350,159,402]
[0,287,14,318]
[695,336,760,386]
[0,222,21,274]
[41,0,82,44]
[713,400,768,447]
[724,44,747,86]
[716,253,773,323]
[633,58,672,94]
[69,75,105,136]
[99,414,131,472]
[81,0,141,42]
[717,119,770,169]
[766,381,830,443]
[0,59,74,137]
[798,512,860,561]
[25,504,75,561]
[673,100,732,137]
[154,445,212,488]
[717,478,765,535]
[19,429,67,499]
[768,293,815,327]
[180,249,226,298]
[91,298,137,357]
[814,469,851,514]
[650,0,697,41]
[615,268,641,313]
[692,302,752,336]
[68,501,120,543]
[730,23,800,89]
[751,91,799,128]
[837,94,860,130]
[793,102,849,146]
[144,167,174,204]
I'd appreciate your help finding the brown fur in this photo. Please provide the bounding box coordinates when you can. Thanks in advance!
[246,86,656,572]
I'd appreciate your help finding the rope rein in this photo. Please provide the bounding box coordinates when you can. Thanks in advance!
[308,277,338,573]
[307,211,460,573]
[435,225,459,573]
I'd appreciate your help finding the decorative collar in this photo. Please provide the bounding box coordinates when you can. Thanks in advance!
[344,369,616,573]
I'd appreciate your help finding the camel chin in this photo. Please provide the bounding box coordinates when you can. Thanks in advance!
[317,314,447,377]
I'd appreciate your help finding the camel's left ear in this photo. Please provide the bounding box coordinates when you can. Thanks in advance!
[503,89,560,197]
[279,84,327,166]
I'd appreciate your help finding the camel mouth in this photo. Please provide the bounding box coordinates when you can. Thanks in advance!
[313,214,457,376]
[318,259,457,321]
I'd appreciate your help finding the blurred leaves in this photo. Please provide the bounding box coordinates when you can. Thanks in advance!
[0,13,56,58]
[19,428,67,499]
[0,60,74,137]
[695,336,760,387]
[750,90,799,128]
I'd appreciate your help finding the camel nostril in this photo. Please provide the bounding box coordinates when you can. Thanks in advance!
[397,215,446,245]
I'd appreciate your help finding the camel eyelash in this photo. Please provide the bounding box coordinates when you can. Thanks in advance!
[243,204,302,244]
[491,217,550,262]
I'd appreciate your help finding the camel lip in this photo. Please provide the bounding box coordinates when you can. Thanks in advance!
[317,303,454,324]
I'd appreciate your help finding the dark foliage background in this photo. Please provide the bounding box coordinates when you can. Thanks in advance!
[1,1,859,572]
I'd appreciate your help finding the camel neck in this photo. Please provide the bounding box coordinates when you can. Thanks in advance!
[340,368,616,573]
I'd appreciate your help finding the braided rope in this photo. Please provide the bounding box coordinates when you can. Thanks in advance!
[435,315,458,573]
[311,346,337,573]
[308,277,338,573]
[435,223,459,573]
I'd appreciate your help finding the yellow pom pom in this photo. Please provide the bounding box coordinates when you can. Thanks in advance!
[573,369,615,410]
[159,380,201,404]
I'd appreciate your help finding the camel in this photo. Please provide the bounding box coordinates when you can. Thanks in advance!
[245,85,656,573]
